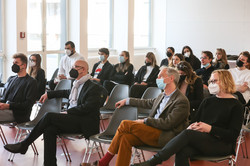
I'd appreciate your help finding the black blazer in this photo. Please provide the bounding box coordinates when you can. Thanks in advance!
[160,58,169,67]
[1,74,37,123]
[195,66,215,86]
[185,55,201,71]
[47,80,105,138]
[91,61,113,85]
[110,63,134,85]
[33,68,46,100]
[134,65,160,87]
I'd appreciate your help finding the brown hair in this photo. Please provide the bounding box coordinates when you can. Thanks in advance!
[13,53,28,68]
[215,48,228,65]
[146,52,157,67]
[239,51,250,69]
[211,70,236,94]
[169,53,184,67]
[116,51,131,73]
[28,54,42,78]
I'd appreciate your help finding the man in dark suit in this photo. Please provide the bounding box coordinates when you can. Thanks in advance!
[0,53,37,123]
[4,60,107,166]
[81,67,190,166]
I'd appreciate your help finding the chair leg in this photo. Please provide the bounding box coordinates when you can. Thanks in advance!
[87,141,95,163]
[8,128,22,162]
[0,126,8,145]
[141,150,146,161]
[60,141,69,161]
[61,137,72,162]
[98,142,104,157]
[244,136,248,158]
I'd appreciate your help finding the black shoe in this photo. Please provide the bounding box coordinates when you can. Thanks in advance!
[4,142,28,154]
[131,160,151,166]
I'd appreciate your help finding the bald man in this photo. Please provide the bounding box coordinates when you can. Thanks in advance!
[4,60,107,166]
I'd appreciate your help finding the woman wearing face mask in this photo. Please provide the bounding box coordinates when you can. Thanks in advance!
[195,51,215,88]
[169,53,185,68]
[182,46,201,71]
[130,52,160,98]
[160,47,175,67]
[132,70,244,166]
[213,48,229,70]
[177,61,203,121]
[28,54,46,100]
[103,51,134,95]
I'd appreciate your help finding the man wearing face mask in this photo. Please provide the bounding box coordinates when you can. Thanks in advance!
[80,67,189,166]
[4,60,107,166]
[90,48,113,85]
[49,41,85,90]
[0,53,37,123]
[160,47,175,67]
[229,51,250,103]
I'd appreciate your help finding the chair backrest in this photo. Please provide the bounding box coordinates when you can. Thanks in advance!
[31,98,62,124]
[51,68,59,80]
[103,84,129,110]
[101,106,137,136]
[54,79,72,91]
[138,87,161,115]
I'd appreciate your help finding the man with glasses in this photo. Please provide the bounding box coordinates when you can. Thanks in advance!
[0,53,37,123]
[4,60,107,166]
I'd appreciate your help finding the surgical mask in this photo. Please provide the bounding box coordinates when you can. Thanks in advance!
[119,56,125,63]
[166,52,172,58]
[65,49,72,56]
[29,61,36,67]
[156,78,166,90]
[69,68,79,78]
[184,52,190,57]
[12,64,20,73]
[145,62,152,66]
[202,63,210,68]
[208,83,220,95]
[99,55,105,61]
[179,75,186,82]
[236,59,244,67]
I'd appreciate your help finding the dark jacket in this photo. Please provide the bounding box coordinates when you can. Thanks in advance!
[1,74,37,123]
[110,63,134,85]
[47,80,105,138]
[33,68,46,100]
[213,61,230,70]
[160,58,169,67]
[185,55,201,71]
[134,65,160,87]
[195,66,215,86]
[91,61,113,85]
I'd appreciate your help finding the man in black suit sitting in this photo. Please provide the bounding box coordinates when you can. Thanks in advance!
[0,53,37,123]
[4,60,106,166]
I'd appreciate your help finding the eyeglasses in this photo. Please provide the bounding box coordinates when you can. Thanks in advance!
[208,79,218,84]
[200,57,208,60]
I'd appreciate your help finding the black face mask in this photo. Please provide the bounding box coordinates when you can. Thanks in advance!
[69,68,79,78]
[145,62,152,66]
[166,51,172,58]
[179,75,186,82]
[12,64,20,73]
[236,59,244,67]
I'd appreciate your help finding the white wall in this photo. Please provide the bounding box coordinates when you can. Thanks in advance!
[163,0,250,57]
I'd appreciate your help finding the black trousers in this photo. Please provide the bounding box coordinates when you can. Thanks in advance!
[157,129,233,166]
[129,84,148,98]
[22,112,89,166]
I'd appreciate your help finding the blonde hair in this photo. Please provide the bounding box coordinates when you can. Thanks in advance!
[146,52,157,67]
[211,70,236,94]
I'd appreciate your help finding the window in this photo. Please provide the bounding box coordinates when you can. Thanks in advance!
[27,0,66,79]
[134,0,151,48]
[88,0,112,48]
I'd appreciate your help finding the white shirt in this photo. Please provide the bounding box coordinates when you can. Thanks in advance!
[143,66,153,81]
[58,52,85,79]
[229,68,250,102]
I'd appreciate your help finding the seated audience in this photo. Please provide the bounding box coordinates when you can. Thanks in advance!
[132,70,243,166]
[195,51,215,88]
[28,54,46,100]
[182,46,201,71]
[177,61,203,121]
[130,52,160,98]
[81,67,190,166]
[49,41,84,90]
[91,48,113,85]
[229,51,250,104]
[103,51,134,95]
[160,47,175,67]
[213,48,229,69]
[168,53,184,68]
[0,53,37,123]
[4,60,105,166]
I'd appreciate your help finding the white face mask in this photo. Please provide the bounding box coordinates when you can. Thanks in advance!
[65,49,72,56]
[184,52,190,57]
[208,83,220,95]
[29,61,36,67]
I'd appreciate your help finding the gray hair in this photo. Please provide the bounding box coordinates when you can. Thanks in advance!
[160,66,180,86]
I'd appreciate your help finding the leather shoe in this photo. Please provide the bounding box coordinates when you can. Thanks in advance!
[4,142,28,154]
[131,160,151,166]
[80,160,99,166]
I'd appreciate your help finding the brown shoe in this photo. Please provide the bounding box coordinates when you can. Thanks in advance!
[80,161,99,166]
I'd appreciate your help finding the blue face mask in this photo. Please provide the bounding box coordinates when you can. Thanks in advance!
[156,78,166,90]
[119,56,125,63]
[202,63,210,68]
[99,55,105,61]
